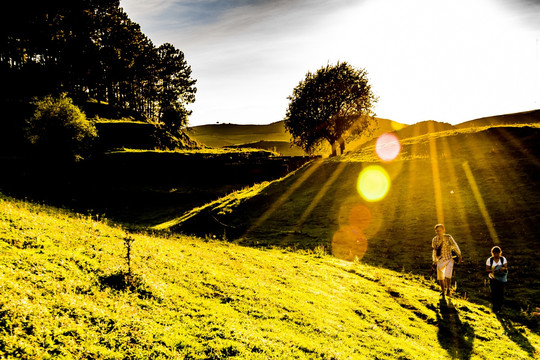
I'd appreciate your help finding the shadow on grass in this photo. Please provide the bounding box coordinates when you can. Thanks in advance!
[436,298,474,360]
[496,313,536,356]
[99,272,155,299]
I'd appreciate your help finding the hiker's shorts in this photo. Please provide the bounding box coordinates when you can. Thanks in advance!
[437,259,454,280]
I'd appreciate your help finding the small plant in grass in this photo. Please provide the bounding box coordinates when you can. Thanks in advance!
[99,233,153,298]
[124,234,135,280]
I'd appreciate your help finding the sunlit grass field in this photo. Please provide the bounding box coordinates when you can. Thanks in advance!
[157,124,540,314]
[1,194,539,359]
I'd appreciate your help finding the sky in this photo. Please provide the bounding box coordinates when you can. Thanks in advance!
[120,0,540,126]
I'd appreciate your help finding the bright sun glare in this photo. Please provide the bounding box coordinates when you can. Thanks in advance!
[357,165,391,202]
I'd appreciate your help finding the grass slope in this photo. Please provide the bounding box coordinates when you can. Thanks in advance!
[1,194,539,359]
[156,124,540,312]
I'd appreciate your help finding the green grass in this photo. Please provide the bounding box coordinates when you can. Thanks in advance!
[1,194,539,359]
[156,124,540,313]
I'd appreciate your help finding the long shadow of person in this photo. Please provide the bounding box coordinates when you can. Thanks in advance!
[496,313,536,356]
[436,298,474,359]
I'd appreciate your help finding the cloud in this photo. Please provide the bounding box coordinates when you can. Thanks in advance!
[122,0,540,126]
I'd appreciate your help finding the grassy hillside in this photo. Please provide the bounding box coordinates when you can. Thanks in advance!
[0,147,314,228]
[456,109,540,129]
[155,124,540,312]
[1,194,539,359]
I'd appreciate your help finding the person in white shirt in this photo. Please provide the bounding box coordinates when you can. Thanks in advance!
[486,246,508,312]
[432,224,462,297]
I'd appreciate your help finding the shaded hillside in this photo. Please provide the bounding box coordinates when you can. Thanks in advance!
[0,149,314,226]
[155,124,540,310]
[1,194,538,359]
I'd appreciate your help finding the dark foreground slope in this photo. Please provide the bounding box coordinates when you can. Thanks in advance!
[156,124,540,310]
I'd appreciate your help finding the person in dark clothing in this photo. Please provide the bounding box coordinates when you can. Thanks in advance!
[486,246,508,312]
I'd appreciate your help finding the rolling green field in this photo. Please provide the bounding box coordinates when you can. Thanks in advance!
[155,123,540,314]
[2,112,540,358]
[1,194,539,359]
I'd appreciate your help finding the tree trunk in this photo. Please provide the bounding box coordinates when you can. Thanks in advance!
[330,136,346,156]
[338,136,345,154]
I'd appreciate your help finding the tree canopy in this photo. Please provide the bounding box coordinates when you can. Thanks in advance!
[0,0,196,126]
[25,93,98,162]
[284,62,377,155]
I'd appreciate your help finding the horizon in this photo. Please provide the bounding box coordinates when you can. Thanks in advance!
[187,108,540,128]
[120,0,540,127]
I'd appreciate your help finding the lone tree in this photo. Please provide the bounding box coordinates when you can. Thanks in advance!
[284,62,377,156]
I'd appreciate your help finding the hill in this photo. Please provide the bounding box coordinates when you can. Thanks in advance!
[189,121,291,148]
[456,109,540,129]
[153,124,540,312]
[0,148,315,227]
[0,194,538,358]
[189,118,406,156]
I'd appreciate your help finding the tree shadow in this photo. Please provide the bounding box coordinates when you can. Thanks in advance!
[496,313,536,356]
[436,298,474,360]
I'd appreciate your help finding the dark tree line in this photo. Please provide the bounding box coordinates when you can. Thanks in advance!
[0,0,196,126]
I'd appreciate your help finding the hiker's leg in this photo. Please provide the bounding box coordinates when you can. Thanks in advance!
[489,279,496,306]
[439,280,445,294]
[436,260,448,295]
[444,260,454,295]
[495,282,505,310]
[445,278,452,295]
[490,279,502,311]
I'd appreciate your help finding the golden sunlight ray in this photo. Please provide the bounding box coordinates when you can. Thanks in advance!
[428,123,444,223]
[438,135,478,258]
[293,161,349,232]
[242,158,325,238]
[462,161,499,244]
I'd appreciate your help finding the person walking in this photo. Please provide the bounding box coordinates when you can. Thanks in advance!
[432,224,462,297]
[486,246,508,312]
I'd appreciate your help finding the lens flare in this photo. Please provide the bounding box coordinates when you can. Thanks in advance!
[332,225,368,262]
[375,133,401,162]
[357,166,391,202]
[348,204,372,231]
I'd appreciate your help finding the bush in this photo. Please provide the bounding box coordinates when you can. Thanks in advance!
[25,93,98,162]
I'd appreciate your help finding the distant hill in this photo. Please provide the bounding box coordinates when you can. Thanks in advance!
[393,120,455,140]
[190,118,407,156]
[224,140,306,156]
[189,122,290,147]
[456,109,540,129]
